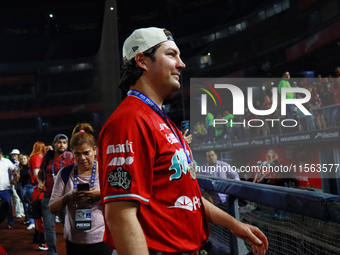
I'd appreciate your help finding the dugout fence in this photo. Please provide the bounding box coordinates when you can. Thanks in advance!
[197,176,340,255]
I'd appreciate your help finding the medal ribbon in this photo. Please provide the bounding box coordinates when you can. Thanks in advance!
[73,163,97,190]
[127,89,191,165]
[52,152,66,180]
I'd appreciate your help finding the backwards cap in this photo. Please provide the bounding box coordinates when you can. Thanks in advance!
[122,27,173,60]
[53,134,69,143]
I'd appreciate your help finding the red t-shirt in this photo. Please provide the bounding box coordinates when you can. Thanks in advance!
[335,86,340,104]
[98,96,209,253]
[29,154,43,186]
[41,151,74,195]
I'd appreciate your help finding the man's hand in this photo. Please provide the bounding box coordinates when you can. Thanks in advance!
[183,129,192,145]
[229,221,268,255]
[203,197,268,255]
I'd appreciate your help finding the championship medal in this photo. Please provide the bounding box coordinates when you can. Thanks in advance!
[189,163,196,180]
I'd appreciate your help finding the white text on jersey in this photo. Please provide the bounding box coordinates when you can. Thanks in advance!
[107,140,134,154]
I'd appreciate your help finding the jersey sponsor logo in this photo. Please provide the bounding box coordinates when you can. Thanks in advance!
[106,140,134,154]
[168,196,202,211]
[107,166,132,190]
[108,156,134,166]
[159,123,170,131]
[169,148,189,181]
[166,133,179,145]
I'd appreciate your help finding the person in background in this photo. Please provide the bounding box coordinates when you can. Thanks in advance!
[278,71,294,121]
[0,148,16,229]
[49,123,113,255]
[205,110,215,142]
[223,110,235,140]
[200,150,240,204]
[17,154,35,227]
[200,150,240,180]
[307,87,327,130]
[38,134,74,255]
[29,141,47,249]
[319,83,333,127]
[9,149,25,219]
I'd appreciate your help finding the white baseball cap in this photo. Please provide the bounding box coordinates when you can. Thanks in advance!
[10,149,20,155]
[122,27,173,60]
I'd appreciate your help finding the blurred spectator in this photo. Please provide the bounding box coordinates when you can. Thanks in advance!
[308,87,327,130]
[315,75,324,93]
[334,78,340,104]
[17,154,35,227]
[0,148,16,228]
[300,78,312,90]
[319,83,334,127]
[244,107,259,138]
[200,150,240,204]
[29,141,46,248]
[38,134,74,254]
[214,113,224,140]
[200,150,240,180]
[9,149,25,219]
[262,95,278,135]
[223,110,234,140]
[205,110,215,142]
[196,120,206,140]
[278,71,294,124]
[253,161,272,184]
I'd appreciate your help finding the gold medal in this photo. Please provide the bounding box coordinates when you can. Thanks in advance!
[189,163,196,180]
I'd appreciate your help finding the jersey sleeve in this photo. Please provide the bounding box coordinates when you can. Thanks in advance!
[66,152,75,165]
[98,110,156,205]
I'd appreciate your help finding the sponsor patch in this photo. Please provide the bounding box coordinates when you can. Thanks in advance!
[168,196,201,211]
[107,167,132,190]
[108,156,134,166]
[107,140,134,154]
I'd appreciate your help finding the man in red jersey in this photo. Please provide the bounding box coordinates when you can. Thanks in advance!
[97,27,268,255]
[38,134,74,255]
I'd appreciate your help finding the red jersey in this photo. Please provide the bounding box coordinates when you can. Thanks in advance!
[29,154,43,186]
[41,151,74,195]
[98,96,209,253]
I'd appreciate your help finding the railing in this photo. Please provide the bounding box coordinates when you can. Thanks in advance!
[197,175,340,255]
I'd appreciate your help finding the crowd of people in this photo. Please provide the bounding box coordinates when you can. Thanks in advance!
[0,125,114,255]
[193,69,340,143]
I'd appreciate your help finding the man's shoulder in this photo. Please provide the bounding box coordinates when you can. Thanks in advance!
[98,96,160,144]
[106,97,155,125]
[1,158,14,168]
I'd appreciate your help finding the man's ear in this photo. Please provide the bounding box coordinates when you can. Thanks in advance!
[135,53,148,72]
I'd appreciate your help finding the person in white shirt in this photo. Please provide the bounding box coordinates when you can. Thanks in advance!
[200,150,240,180]
[9,149,25,219]
[0,148,16,228]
